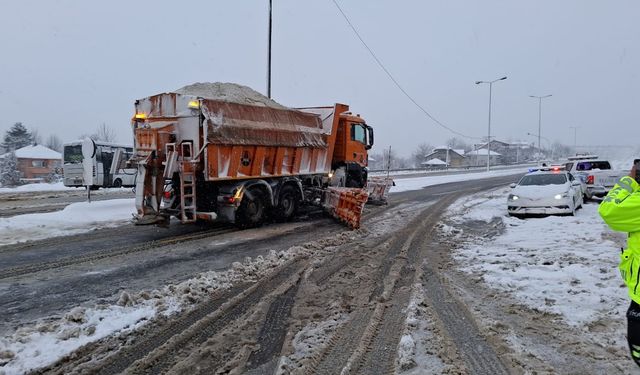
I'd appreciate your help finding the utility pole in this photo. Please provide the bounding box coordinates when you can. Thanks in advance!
[267,0,272,98]
[476,76,507,172]
[529,94,552,158]
[569,126,579,152]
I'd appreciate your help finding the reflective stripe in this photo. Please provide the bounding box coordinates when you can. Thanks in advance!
[633,350,640,358]
[602,196,614,203]
[619,178,634,193]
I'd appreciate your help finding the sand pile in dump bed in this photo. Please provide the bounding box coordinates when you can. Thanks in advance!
[174,82,288,110]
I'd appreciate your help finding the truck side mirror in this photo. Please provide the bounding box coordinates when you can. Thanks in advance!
[366,126,374,150]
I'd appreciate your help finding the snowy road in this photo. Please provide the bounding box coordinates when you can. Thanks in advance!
[0,174,523,374]
[3,168,632,374]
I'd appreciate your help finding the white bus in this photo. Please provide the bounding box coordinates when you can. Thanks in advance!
[63,140,136,189]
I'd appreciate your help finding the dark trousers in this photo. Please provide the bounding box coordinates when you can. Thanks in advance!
[627,301,640,367]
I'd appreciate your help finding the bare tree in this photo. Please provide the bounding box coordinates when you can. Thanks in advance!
[80,123,118,143]
[411,142,434,167]
[446,137,470,152]
[30,128,42,145]
[95,123,117,143]
[45,134,64,152]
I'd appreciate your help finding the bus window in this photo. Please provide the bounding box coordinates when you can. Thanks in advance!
[64,145,83,164]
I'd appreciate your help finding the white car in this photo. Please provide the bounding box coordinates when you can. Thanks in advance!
[507,169,584,217]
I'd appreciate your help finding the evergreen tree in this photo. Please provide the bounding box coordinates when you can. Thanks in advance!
[3,123,33,151]
[0,152,21,186]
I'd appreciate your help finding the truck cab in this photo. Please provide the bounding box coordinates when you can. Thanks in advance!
[330,112,374,188]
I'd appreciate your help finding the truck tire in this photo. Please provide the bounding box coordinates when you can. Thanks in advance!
[113,178,122,188]
[236,188,265,228]
[275,185,299,221]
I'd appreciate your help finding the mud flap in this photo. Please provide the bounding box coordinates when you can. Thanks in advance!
[366,177,395,205]
[322,187,369,229]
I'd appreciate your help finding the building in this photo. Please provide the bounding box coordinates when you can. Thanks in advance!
[420,157,447,169]
[423,146,466,168]
[474,140,535,164]
[1,145,62,182]
[465,149,501,166]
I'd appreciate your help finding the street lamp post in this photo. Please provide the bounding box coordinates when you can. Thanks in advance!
[267,0,273,98]
[529,94,552,158]
[569,126,579,152]
[476,76,507,172]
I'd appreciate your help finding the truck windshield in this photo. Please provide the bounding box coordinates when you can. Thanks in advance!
[576,161,611,171]
[351,124,366,143]
[519,174,567,185]
[63,145,83,164]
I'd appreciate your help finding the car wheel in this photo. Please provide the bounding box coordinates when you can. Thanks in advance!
[113,178,122,188]
[570,200,576,216]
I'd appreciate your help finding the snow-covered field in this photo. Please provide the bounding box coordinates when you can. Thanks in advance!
[0,199,136,246]
[446,188,626,327]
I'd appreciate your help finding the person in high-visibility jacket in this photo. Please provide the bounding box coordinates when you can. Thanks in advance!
[599,164,640,367]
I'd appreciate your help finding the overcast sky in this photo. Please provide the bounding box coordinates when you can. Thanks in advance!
[0,1,638,157]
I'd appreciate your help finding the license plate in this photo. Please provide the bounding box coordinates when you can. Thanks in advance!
[602,178,617,187]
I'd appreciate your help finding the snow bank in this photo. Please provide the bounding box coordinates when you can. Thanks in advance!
[391,168,524,193]
[446,188,627,326]
[0,304,156,375]
[0,182,73,194]
[0,199,135,246]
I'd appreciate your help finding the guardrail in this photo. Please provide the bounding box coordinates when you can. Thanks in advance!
[369,163,537,177]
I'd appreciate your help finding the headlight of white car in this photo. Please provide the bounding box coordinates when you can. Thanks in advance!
[554,193,568,199]
[508,194,519,201]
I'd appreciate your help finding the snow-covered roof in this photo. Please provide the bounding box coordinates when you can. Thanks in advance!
[430,147,465,156]
[421,158,447,165]
[3,145,62,160]
[465,149,501,156]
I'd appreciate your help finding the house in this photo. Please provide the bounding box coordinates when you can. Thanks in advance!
[423,146,466,167]
[420,158,447,169]
[474,140,535,164]
[465,149,501,166]
[1,145,62,182]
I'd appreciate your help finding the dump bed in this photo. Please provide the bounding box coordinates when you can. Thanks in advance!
[133,91,346,181]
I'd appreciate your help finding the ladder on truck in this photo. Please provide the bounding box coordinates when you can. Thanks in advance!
[179,142,197,223]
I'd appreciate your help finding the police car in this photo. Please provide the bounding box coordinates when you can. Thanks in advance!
[507,167,584,217]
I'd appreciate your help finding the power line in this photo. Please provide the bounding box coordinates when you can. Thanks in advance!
[330,0,479,140]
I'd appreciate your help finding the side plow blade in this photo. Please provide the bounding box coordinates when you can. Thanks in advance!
[322,187,369,229]
[366,176,395,205]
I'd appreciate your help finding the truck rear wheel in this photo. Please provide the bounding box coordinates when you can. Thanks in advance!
[275,185,299,221]
[236,188,265,228]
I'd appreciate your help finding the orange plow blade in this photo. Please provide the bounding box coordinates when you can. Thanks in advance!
[323,187,369,229]
[366,176,395,205]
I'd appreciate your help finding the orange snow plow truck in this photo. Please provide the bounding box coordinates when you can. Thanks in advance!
[130,83,391,229]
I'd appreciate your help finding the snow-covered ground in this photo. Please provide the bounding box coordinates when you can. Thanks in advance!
[0,199,136,246]
[445,188,626,327]
[0,182,73,194]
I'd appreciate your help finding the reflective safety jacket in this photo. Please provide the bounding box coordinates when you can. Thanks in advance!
[599,176,640,304]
